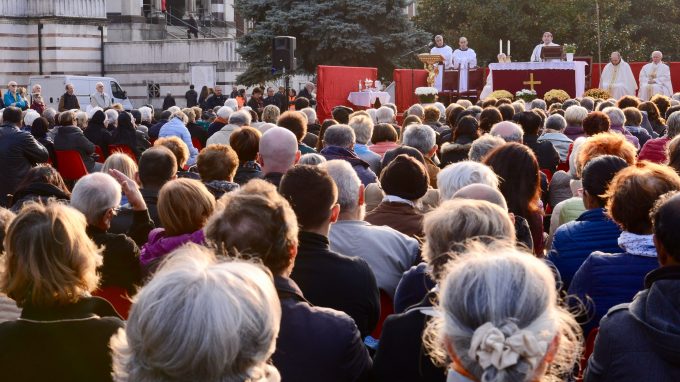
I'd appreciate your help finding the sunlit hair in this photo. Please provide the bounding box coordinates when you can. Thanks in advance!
[154,136,189,169]
[197,144,239,181]
[261,105,280,124]
[103,153,138,181]
[70,173,122,226]
[437,161,499,201]
[424,242,582,382]
[110,244,281,382]
[575,132,636,177]
[1,203,102,307]
[157,179,215,236]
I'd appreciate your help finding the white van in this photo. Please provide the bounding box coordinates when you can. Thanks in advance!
[28,75,133,111]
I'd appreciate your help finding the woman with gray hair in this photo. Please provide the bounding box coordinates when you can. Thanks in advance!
[425,243,582,382]
[563,105,588,140]
[110,244,282,382]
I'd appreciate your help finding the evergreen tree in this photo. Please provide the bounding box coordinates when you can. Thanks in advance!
[235,0,429,85]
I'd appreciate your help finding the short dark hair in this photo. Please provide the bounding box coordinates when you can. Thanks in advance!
[583,111,611,136]
[279,165,337,229]
[497,104,515,121]
[196,144,239,181]
[514,111,542,135]
[453,116,480,142]
[623,107,642,126]
[138,146,177,190]
[294,97,310,111]
[2,107,22,124]
[229,126,261,162]
[581,155,629,207]
[277,111,307,141]
[251,87,262,95]
[617,95,640,109]
[190,84,195,90]
[371,123,398,144]
[479,107,503,133]
[160,110,172,120]
[652,192,680,261]
[332,106,353,124]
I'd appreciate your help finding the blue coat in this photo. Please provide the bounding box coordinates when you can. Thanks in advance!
[568,250,659,335]
[320,146,377,186]
[3,92,27,110]
[548,208,622,289]
[158,117,198,165]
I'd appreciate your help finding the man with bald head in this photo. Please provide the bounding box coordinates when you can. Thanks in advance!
[90,82,111,109]
[599,52,638,100]
[258,127,300,187]
[639,51,673,100]
[452,37,477,92]
[489,121,524,143]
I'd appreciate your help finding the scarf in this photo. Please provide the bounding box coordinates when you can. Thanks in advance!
[618,231,657,257]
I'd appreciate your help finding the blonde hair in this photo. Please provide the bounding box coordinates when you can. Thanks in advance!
[262,105,280,124]
[158,179,216,236]
[181,108,196,123]
[171,110,188,125]
[103,153,139,180]
[155,136,189,168]
[1,203,102,307]
[425,242,582,382]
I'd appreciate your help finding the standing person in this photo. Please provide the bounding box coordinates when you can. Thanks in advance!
[452,37,477,92]
[275,86,288,111]
[184,84,198,107]
[246,87,264,116]
[599,51,638,99]
[430,34,453,69]
[59,83,80,111]
[197,85,209,108]
[638,51,673,101]
[229,85,239,98]
[3,81,28,110]
[204,85,227,110]
[30,84,45,114]
[90,82,112,109]
[236,88,247,109]
[297,82,316,107]
[263,86,282,109]
[530,31,559,62]
[186,14,198,39]
[288,89,296,110]
[162,92,176,110]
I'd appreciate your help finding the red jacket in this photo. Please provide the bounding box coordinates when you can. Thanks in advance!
[638,136,670,163]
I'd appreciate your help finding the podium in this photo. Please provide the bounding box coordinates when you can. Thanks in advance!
[418,53,445,88]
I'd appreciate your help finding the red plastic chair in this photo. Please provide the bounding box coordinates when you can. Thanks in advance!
[577,327,600,380]
[54,150,88,182]
[371,289,395,339]
[192,137,204,151]
[540,168,553,183]
[94,145,105,163]
[93,286,132,319]
[109,144,137,162]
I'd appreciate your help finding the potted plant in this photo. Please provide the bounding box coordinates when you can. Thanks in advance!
[564,44,576,61]
[415,87,438,104]
[515,89,537,103]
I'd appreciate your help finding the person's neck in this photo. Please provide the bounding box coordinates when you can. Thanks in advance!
[338,209,361,221]
[303,223,330,237]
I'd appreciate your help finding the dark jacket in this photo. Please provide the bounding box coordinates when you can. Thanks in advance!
[548,208,622,289]
[109,189,161,247]
[524,134,560,172]
[148,119,168,139]
[374,292,447,382]
[585,265,680,382]
[234,161,264,185]
[246,96,264,115]
[53,124,97,172]
[83,115,112,158]
[58,92,80,111]
[205,94,228,110]
[187,121,208,148]
[365,201,424,239]
[0,297,123,382]
[320,146,377,186]
[161,95,176,110]
[439,141,472,167]
[297,87,316,105]
[568,247,659,335]
[185,89,198,107]
[263,95,282,110]
[272,276,372,382]
[274,92,289,111]
[207,117,228,138]
[0,123,49,206]
[290,231,380,338]
[263,172,285,188]
[9,182,70,213]
[203,179,239,199]
[111,127,150,159]
[625,125,652,148]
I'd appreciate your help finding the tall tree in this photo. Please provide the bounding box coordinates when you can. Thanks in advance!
[234,0,429,85]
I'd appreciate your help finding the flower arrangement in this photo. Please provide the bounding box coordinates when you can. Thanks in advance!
[515,89,537,102]
[415,87,438,103]
[543,89,570,103]
[488,90,514,100]
[583,88,612,100]
[563,44,577,54]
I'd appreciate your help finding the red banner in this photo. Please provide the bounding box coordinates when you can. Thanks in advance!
[316,65,378,122]
[493,69,576,97]
[393,69,428,114]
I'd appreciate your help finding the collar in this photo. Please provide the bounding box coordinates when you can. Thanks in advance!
[644,265,680,289]
[383,194,415,207]
[618,231,657,257]
[577,207,608,221]
[20,296,120,322]
[86,224,106,236]
[298,231,330,248]
[273,275,309,303]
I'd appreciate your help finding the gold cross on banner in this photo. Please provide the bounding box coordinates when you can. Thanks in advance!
[523,73,542,91]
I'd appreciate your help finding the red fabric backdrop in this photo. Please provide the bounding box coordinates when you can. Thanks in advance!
[590,61,680,92]
[393,69,428,114]
[316,65,378,122]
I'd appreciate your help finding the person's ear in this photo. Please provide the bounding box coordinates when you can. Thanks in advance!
[288,244,298,263]
[256,152,264,167]
[358,184,365,207]
[329,203,340,223]
[294,150,301,164]
[429,144,439,157]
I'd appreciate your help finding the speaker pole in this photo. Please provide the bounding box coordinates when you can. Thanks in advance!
[283,66,290,110]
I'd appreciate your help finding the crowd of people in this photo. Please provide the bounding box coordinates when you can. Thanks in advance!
[2,77,680,381]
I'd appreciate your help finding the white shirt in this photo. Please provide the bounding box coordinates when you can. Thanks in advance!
[452,48,477,69]
[531,42,559,62]
[430,45,453,69]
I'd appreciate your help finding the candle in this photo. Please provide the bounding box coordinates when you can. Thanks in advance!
[507,40,510,56]
[499,39,503,55]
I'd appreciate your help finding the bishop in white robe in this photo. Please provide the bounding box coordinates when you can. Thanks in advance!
[452,37,477,92]
[638,51,673,101]
[599,52,638,100]
[530,31,559,62]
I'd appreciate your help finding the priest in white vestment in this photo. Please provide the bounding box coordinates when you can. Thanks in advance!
[452,37,477,92]
[638,51,673,101]
[430,35,453,91]
[530,31,559,62]
[599,52,638,100]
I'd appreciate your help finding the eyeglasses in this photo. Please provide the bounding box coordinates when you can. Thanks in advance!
[100,206,121,216]
[9,84,16,87]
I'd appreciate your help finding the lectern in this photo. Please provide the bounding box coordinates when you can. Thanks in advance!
[418,53,445,88]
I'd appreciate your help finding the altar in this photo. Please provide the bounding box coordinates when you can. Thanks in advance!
[480,61,588,99]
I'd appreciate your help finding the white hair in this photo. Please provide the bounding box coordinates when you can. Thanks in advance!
[407,104,425,118]
[138,106,153,122]
[229,110,252,127]
[111,244,281,382]
[403,124,436,155]
[437,161,499,201]
[260,127,299,173]
[323,124,356,148]
[167,105,180,114]
[672,92,680,102]
[298,153,326,165]
[366,108,378,125]
[434,102,446,120]
[87,106,104,119]
[375,106,395,124]
[224,98,239,110]
[70,173,122,226]
[105,109,119,127]
[321,159,362,214]
[217,106,234,120]
[300,107,317,125]
[564,105,588,125]
[348,115,374,145]
[76,111,88,128]
[545,114,567,132]
[666,111,680,139]
[530,98,547,111]
[603,106,625,126]
[469,135,506,162]
[23,109,40,127]
[255,122,277,135]
[490,121,523,143]
[425,242,582,382]
[457,99,473,108]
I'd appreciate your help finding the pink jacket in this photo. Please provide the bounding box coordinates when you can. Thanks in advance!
[639,136,671,163]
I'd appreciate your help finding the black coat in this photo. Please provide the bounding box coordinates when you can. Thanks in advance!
[0,123,49,206]
[205,94,228,110]
[162,95,176,110]
[185,89,198,107]
[109,191,161,247]
[53,125,96,172]
[272,276,372,382]
[83,121,112,157]
[234,161,264,185]
[290,231,380,338]
[0,297,123,382]
[9,182,70,213]
[524,134,559,173]
[187,122,208,147]
[111,128,150,159]
[148,119,168,139]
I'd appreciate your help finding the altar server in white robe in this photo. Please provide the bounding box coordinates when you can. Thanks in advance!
[430,35,453,91]
[530,31,559,62]
[599,52,638,100]
[638,51,673,101]
[452,37,477,92]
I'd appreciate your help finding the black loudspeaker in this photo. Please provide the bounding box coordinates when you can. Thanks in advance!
[272,36,296,71]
